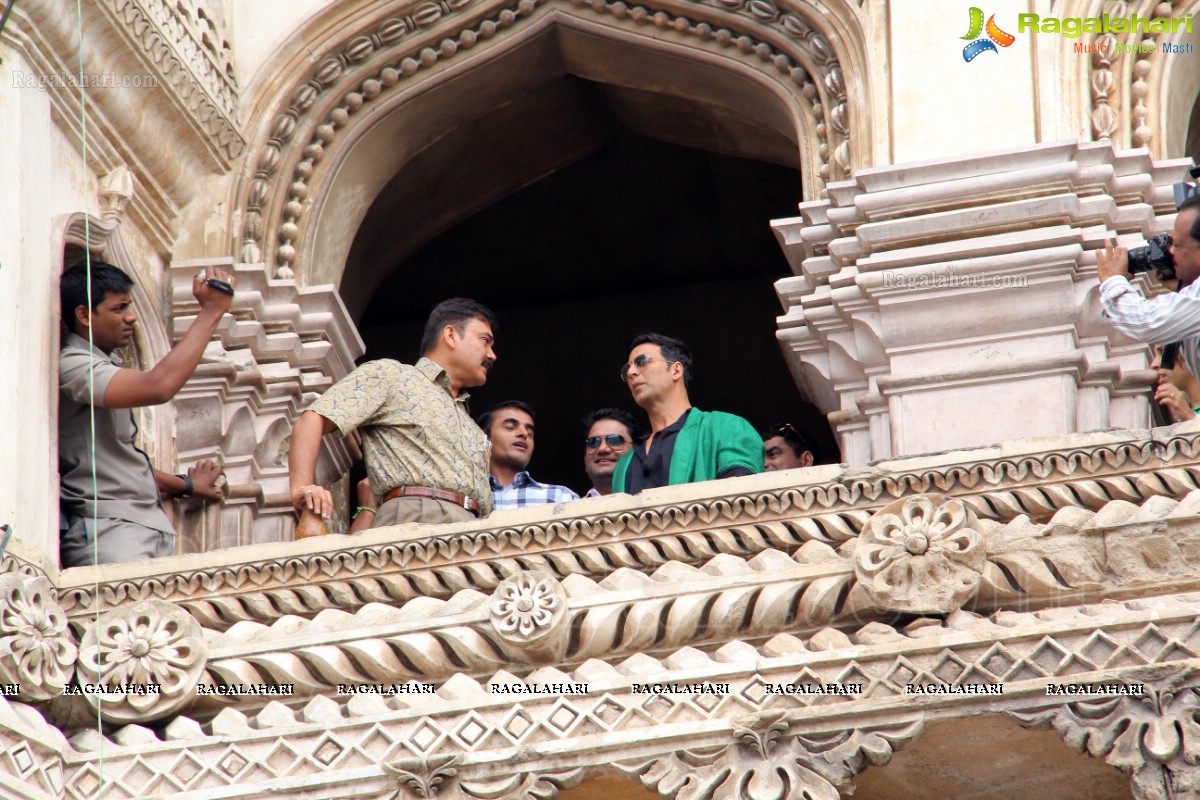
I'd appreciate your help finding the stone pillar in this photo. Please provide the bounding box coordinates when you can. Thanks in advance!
[0,50,58,563]
[772,141,1193,465]
[169,259,363,549]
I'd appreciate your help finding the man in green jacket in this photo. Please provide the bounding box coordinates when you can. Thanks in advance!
[613,333,763,493]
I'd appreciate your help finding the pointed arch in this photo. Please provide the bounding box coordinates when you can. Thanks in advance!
[228,0,874,286]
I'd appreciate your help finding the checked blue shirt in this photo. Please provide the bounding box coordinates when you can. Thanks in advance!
[490,471,580,511]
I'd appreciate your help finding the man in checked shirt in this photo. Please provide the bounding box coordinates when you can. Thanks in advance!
[478,401,579,511]
[289,298,497,527]
[1099,195,1200,379]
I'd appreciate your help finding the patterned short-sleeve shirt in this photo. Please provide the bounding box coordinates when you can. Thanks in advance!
[308,357,493,516]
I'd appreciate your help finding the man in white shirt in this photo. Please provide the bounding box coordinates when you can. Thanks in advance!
[1099,195,1200,378]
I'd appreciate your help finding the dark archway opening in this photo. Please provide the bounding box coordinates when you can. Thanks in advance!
[352,126,834,494]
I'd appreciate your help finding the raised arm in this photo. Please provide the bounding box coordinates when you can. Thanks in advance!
[102,268,234,408]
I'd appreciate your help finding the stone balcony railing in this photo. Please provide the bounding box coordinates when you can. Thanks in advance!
[3,422,1200,799]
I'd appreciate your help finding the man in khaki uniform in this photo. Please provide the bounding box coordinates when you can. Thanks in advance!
[59,260,231,567]
[289,298,497,527]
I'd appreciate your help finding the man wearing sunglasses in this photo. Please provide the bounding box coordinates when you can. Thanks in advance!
[613,333,763,493]
[581,407,642,497]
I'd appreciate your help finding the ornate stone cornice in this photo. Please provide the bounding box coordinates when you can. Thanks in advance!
[96,0,243,164]
[54,427,1200,630]
[232,0,860,276]
[50,592,1200,797]
[26,474,1200,726]
[41,488,1180,723]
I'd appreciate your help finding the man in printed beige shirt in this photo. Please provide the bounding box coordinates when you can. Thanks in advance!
[289,298,497,527]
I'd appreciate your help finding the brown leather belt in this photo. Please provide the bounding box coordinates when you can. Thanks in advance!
[383,486,482,516]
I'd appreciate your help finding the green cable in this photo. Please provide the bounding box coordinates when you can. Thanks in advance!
[74,0,105,791]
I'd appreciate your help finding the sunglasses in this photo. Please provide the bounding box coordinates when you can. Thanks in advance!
[766,422,814,449]
[619,354,676,383]
[768,422,802,439]
[585,434,630,450]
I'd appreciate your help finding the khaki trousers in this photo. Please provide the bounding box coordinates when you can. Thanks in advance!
[373,496,477,528]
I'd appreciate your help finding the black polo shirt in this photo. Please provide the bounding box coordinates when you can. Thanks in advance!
[624,408,752,494]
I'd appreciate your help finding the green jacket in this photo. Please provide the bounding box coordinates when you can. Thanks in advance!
[613,408,764,492]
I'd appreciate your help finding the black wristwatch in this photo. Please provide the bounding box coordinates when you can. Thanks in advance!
[175,473,194,498]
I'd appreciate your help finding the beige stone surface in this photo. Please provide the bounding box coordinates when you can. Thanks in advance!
[3,2,1200,798]
[855,715,1132,800]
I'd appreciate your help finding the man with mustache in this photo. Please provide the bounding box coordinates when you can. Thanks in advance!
[478,401,578,510]
[59,260,232,567]
[290,297,497,527]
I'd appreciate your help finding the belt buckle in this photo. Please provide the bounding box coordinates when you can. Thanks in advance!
[460,494,472,511]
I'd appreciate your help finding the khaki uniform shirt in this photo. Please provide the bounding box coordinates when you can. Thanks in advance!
[59,333,174,533]
[309,357,493,516]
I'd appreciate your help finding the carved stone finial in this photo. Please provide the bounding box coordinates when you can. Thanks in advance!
[98,165,135,221]
[384,754,461,799]
[0,574,77,702]
[618,716,923,800]
[732,710,790,759]
[488,570,568,660]
[75,600,206,723]
[854,494,986,615]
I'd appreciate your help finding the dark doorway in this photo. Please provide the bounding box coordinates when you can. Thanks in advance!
[353,132,834,495]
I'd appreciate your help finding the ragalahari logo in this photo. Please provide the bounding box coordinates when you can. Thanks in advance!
[961,7,1015,62]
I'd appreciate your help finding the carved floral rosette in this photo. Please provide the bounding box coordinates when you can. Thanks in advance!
[853,494,986,615]
[76,599,206,723]
[488,570,568,660]
[0,574,77,702]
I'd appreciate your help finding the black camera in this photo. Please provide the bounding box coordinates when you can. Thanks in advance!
[1128,232,1175,280]
[1127,166,1200,281]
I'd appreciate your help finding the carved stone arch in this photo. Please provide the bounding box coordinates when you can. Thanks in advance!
[555,770,664,800]
[1057,0,1196,156]
[1011,666,1200,800]
[1156,0,1200,157]
[228,0,873,285]
[609,713,924,800]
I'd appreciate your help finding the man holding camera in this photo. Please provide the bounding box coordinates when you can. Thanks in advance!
[1099,195,1200,376]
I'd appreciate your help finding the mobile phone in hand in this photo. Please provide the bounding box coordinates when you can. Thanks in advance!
[204,278,234,295]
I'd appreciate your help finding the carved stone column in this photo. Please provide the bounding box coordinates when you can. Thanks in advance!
[169,258,363,549]
[772,140,1195,465]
